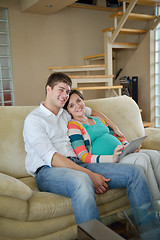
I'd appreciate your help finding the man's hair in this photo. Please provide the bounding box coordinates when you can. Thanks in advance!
[63,89,84,110]
[45,72,72,94]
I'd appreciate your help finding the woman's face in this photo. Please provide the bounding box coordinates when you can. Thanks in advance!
[67,93,85,118]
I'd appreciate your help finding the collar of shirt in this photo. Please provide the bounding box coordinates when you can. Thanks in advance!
[40,102,64,118]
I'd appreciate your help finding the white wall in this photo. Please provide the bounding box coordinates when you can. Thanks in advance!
[0,0,154,121]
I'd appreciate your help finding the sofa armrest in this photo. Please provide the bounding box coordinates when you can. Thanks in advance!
[142,128,160,151]
[0,173,33,200]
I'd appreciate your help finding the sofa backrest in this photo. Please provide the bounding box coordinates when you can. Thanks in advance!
[0,96,145,179]
[0,106,36,178]
[85,95,145,142]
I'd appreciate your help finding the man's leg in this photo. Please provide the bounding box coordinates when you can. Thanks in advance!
[81,162,157,230]
[120,152,160,200]
[77,161,152,208]
[36,165,100,224]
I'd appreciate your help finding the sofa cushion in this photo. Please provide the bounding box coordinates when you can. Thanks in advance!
[0,173,32,200]
[0,196,29,221]
[19,176,128,221]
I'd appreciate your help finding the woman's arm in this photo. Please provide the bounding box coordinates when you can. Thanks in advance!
[91,109,125,138]
[68,120,114,163]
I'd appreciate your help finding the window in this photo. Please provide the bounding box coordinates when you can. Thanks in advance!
[155,16,160,127]
[0,8,14,106]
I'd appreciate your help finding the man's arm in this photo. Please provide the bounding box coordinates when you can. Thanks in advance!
[51,153,110,194]
[91,109,125,138]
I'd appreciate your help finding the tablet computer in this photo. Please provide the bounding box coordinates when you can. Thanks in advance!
[119,135,147,160]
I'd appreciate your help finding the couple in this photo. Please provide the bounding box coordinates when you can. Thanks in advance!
[23,72,159,226]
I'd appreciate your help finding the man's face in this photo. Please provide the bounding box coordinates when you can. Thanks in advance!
[47,82,71,110]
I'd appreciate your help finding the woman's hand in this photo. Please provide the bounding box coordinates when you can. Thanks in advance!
[113,145,125,163]
[134,145,142,153]
[88,172,111,194]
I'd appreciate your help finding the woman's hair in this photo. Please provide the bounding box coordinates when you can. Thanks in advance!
[63,89,84,110]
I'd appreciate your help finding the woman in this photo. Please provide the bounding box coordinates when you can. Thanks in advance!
[64,90,160,200]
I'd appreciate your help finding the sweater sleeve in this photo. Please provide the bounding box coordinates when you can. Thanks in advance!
[67,120,113,164]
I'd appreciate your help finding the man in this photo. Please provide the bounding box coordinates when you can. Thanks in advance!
[23,72,152,224]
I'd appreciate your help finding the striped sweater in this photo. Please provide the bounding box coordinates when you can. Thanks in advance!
[68,117,127,163]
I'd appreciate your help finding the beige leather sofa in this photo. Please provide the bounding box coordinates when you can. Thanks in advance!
[0,96,160,240]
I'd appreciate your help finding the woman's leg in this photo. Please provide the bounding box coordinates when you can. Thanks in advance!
[119,152,160,200]
[141,150,160,189]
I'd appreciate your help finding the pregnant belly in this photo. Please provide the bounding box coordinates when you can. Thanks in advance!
[91,133,122,155]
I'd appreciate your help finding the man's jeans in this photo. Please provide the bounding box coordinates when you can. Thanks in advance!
[36,157,152,224]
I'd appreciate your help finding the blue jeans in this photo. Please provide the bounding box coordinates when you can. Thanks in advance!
[36,157,152,224]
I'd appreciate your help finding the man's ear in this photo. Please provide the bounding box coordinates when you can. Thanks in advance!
[46,85,51,94]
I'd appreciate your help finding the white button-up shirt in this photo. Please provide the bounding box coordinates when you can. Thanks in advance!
[23,103,91,176]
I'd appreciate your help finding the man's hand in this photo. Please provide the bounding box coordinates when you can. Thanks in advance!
[52,153,110,194]
[88,171,110,194]
[113,145,125,163]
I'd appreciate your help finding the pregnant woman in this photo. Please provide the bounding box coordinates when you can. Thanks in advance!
[64,90,160,200]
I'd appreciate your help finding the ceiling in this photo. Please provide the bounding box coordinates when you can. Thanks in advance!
[20,0,160,15]
[20,0,76,15]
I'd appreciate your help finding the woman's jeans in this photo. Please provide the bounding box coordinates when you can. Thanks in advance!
[36,157,152,224]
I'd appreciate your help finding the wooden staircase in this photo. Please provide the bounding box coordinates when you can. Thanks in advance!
[48,0,160,99]
[83,0,160,78]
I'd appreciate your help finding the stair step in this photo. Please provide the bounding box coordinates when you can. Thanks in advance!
[120,0,160,7]
[73,85,122,91]
[69,75,114,88]
[48,64,106,72]
[113,42,138,48]
[102,27,147,34]
[73,85,123,96]
[84,53,104,61]
[110,12,157,21]
[69,75,114,79]
[84,43,138,61]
